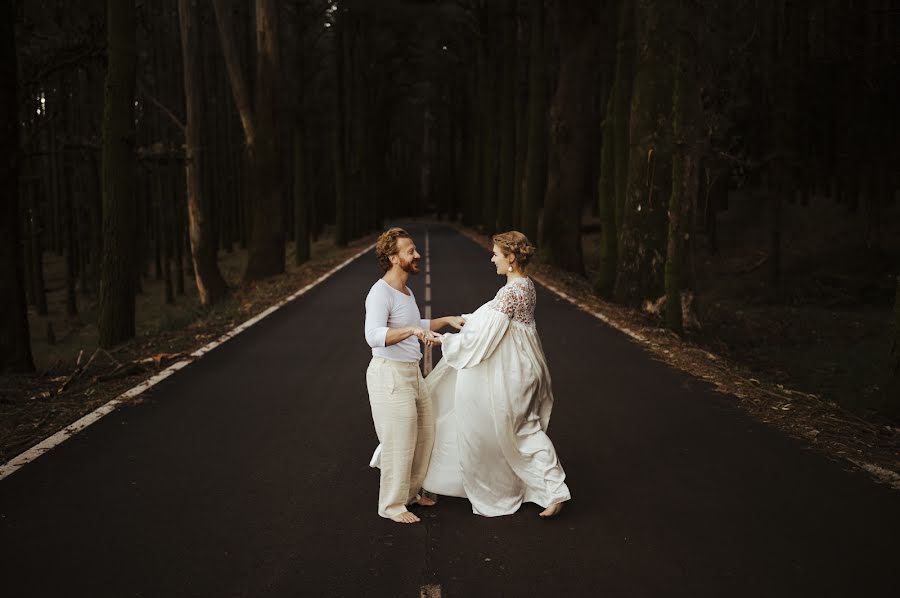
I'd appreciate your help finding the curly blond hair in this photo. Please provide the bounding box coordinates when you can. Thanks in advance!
[492,230,536,270]
[375,227,412,272]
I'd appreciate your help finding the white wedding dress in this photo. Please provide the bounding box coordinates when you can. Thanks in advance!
[422,277,571,516]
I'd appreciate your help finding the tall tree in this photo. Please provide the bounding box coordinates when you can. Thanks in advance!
[98,0,138,348]
[293,119,310,264]
[0,0,35,372]
[179,0,228,305]
[614,0,676,305]
[594,0,633,297]
[213,0,284,281]
[495,0,517,233]
[540,0,600,273]
[888,275,900,418]
[664,0,702,334]
[332,4,349,246]
[479,3,500,233]
[520,0,547,242]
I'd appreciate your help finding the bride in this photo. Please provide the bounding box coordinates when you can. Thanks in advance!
[424,231,570,518]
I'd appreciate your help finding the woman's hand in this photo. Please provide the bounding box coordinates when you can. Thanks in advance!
[445,316,466,331]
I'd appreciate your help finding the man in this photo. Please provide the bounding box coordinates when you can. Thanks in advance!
[364,227,464,524]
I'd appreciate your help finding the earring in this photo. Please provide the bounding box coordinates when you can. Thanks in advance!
[508,266,513,272]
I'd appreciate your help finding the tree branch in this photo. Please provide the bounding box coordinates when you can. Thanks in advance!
[137,79,185,131]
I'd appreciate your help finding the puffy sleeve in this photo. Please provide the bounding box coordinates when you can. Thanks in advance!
[439,304,510,369]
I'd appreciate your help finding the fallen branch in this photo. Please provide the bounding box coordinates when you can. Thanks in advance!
[93,362,146,383]
[57,349,100,395]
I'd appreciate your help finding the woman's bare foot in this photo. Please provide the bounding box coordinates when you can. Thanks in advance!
[391,511,421,524]
[539,503,564,518]
[415,494,437,507]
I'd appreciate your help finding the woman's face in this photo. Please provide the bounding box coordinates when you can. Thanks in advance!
[491,244,513,275]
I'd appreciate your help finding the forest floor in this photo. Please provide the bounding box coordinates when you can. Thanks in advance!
[451,221,900,489]
[0,230,377,464]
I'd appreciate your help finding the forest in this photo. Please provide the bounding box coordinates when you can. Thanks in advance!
[1,0,898,442]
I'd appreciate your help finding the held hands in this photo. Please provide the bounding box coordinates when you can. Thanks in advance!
[412,327,442,347]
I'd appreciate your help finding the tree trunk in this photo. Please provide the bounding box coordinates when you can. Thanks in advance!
[665,0,701,334]
[27,178,49,316]
[480,5,500,233]
[332,6,348,246]
[595,0,634,297]
[0,0,35,373]
[887,275,900,419]
[614,0,676,305]
[98,0,138,348]
[213,0,284,280]
[520,0,547,243]
[613,1,634,231]
[595,89,618,296]
[540,0,598,274]
[495,0,517,233]
[179,0,228,305]
[293,119,310,265]
[594,0,626,296]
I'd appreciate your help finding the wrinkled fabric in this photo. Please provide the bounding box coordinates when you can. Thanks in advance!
[367,357,434,518]
[422,296,570,517]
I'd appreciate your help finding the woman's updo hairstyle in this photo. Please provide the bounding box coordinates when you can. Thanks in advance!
[492,231,536,270]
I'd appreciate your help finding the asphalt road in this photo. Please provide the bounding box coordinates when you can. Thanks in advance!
[1,224,898,597]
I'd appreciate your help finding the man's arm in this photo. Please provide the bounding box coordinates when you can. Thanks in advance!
[365,287,437,347]
[384,326,429,347]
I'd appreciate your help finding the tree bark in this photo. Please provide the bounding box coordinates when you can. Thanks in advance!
[595,89,618,296]
[495,0,517,233]
[98,0,138,348]
[665,0,701,334]
[540,0,599,274]
[887,275,900,419]
[480,4,500,233]
[293,119,310,265]
[179,0,228,305]
[332,5,348,246]
[0,0,35,372]
[614,0,676,305]
[595,0,634,297]
[520,0,547,243]
[213,0,284,280]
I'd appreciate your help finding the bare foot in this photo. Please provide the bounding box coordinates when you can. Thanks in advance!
[539,503,564,518]
[415,495,437,507]
[391,511,421,524]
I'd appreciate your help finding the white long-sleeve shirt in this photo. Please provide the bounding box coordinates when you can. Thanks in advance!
[364,278,430,363]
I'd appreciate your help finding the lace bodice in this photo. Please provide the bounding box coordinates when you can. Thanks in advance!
[489,277,536,325]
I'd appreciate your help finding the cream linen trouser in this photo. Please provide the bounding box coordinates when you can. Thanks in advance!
[366,357,434,518]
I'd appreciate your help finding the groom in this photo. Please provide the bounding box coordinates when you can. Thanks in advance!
[364,227,463,524]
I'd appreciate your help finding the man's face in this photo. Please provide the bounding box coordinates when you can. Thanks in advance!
[393,237,421,274]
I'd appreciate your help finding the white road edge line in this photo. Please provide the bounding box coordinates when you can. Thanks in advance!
[0,242,376,482]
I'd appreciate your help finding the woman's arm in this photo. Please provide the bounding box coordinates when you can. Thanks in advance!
[429,316,466,332]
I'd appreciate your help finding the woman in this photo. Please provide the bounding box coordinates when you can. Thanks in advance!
[423,231,570,517]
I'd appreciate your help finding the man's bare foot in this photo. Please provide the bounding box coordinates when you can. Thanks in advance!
[539,503,564,518]
[391,511,421,524]
[415,494,437,507]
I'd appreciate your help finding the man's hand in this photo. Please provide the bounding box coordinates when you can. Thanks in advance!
[412,327,442,347]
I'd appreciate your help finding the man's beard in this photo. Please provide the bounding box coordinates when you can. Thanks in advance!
[400,257,419,274]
